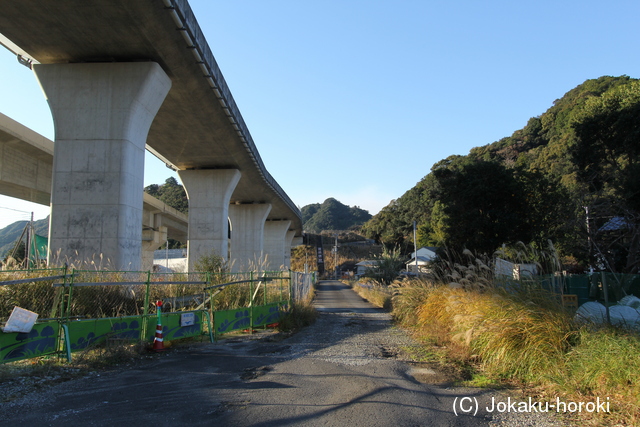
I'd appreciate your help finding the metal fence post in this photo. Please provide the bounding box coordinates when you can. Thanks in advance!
[602,272,611,325]
[64,269,76,320]
[141,270,151,341]
[288,270,293,303]
[249,272,254,333]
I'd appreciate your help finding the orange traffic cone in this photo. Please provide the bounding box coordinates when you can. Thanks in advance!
[152,300,165,352]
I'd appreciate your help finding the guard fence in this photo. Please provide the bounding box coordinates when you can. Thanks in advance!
[495,271,640,308]
[0,267,316,364]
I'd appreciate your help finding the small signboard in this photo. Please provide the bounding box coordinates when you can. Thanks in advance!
[180,312,195,327]
[3,306,39,333]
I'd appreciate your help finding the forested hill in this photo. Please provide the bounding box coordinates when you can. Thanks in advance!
[0,217,49,258]
[362,75,640,273]
[302,198,371,233]
[144,177,188,214]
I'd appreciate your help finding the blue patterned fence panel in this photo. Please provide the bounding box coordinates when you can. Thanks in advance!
[66,317,143,351]
[0,321,60,363]
[253,302,288,327]
[215,308,250,335]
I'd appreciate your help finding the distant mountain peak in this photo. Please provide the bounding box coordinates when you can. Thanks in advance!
[301,198,371,233]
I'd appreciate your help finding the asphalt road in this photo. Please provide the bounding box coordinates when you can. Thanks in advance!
[0,281,523,426]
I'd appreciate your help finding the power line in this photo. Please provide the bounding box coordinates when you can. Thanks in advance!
[0,206,32,214]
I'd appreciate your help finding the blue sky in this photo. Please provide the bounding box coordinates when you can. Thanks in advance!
[1,0,640,229]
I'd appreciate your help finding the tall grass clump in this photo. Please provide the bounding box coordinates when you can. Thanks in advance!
[405,251,575,384]
[276,286,317,332]
[391,277,436,324]
[560,327,640,424]
[0,272,61,320]
[393,245,640,424]
[276,300,318,332]
[352,279,393,310]
[468,290,573,383]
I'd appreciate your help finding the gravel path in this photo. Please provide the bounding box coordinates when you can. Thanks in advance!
[0,281,570,426]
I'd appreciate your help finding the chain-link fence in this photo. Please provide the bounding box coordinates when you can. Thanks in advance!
[0,269,313,323]
[494,271,640,308]
[291,271,316,302]
[0,267,67,322]
[0,268,317,364]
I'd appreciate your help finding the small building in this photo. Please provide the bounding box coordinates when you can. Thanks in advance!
[355,260,378,278]
[405,247,438,273]
[495,258,538,279]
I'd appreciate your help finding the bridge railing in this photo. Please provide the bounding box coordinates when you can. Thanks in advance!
[0,267,316,364]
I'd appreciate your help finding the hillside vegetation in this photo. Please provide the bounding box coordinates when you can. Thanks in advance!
[0,217,48,259]
[362,76,640,273]
[302,198,371,233]
[144,177,188,214]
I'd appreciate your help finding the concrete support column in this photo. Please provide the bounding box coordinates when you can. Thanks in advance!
[33,62,171,270]
[263,220,291,271]
[228,203,272,272]
[141,212,168,270]
[284,230,296,269]
[178,169,241,271]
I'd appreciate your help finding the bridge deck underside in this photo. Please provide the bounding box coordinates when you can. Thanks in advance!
[0,0,301,233]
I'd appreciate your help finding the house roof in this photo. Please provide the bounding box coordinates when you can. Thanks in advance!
[356,260,378,267]
[599,216,630,232]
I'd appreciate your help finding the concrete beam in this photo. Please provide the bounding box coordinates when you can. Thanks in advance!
[263,220,291,271]
[178,169,241,271]
[142,192,188,243]
[34,62,171,270]
[0,113,53,206]
[229,203,271,272]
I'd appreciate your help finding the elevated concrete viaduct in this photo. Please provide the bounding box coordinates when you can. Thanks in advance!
[0,112,188,269]
[0,0,302,271]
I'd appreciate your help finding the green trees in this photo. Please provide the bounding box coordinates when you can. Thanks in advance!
[361,75,640,271]
[428,159,527,254]
[144,177,188,214]
[571,81,640,206]
[302,198,372,233]
[569,80,640,272]
[362,247,405,286]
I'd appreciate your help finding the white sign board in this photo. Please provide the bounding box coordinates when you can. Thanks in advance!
[180,312,195,327]
[3,306,38,333]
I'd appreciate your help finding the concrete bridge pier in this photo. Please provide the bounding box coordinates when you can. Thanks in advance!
[263,220,291,271]
[284,230,296,269]
[33,62,171,270]
[178,169,241,271]
[142,211,168,270]
[228,203,272,272]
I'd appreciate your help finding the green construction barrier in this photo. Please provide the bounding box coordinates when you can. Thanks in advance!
[214,308,250,335]
[0,321,60,363]
[66,317,144,351]
[252,301,288,327]
[144,311,204,342]
[214,302,288,337]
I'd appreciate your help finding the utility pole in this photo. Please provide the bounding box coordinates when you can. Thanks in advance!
[334,234,339,280]
[25,212,34,269]
[413,221,418,273]
[584,206,593,272]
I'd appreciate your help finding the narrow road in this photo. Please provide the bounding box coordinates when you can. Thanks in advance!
[0,281,559,426]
